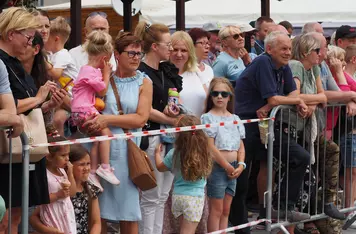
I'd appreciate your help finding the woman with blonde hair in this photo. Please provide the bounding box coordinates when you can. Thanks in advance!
[0,7,61,234]
[134,21,182,234]
[170,31,209,117]
[213,25,253,87]
[163,31,211,233]
[290,33,333,234]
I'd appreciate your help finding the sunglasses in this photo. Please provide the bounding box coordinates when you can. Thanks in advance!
[226,33,245,40]
[210,91,231,98]
[123,51,144,59]
[312,48,320,54]
[88,11,108,18]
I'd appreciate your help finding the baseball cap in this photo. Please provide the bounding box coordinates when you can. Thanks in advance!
[237,23,256,33]
[335,25,356,41]
[203,22,223,32]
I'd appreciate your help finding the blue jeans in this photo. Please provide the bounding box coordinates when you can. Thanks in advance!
[207,161,238,199]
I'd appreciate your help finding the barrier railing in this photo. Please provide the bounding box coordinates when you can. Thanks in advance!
[0,127,29,233]
[265,104,356,233]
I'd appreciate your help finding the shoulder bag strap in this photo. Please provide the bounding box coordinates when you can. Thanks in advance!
[8,66,31,98]
[109,77,127,132]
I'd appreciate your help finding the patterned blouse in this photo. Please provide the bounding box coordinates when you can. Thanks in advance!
[71,181,101,234]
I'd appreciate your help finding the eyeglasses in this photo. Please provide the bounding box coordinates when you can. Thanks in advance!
[195,41,211,47]
[88,11,107,18]
[311,48,320,54]
[123,51,144,59]
[210,91,231,98]
[158,42,172,48]
[226,33,245,40]
[15,31,34,45]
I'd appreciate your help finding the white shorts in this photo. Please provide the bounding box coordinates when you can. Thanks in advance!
[172,194,204,222]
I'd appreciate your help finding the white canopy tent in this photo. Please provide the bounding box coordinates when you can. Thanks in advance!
[41,0,356,29]
[40,0,174,13]
[140,0,356,27]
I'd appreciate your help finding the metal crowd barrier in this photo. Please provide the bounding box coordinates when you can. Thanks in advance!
[0,127,29,233]
[265,104,356,233]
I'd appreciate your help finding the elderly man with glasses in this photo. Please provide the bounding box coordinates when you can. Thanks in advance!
[69,12,117,71]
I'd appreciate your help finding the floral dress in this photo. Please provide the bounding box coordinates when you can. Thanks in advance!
[71,182,101,234]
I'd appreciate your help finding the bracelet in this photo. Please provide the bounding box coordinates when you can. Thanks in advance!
[238,162,246,169]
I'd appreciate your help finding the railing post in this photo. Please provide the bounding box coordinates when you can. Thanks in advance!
[20,132,29,234]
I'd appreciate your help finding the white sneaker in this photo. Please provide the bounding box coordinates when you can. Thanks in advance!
[88,173,104,192]
[96,165,120,185]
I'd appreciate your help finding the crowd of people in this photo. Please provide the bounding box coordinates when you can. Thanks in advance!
[1,6,356,234]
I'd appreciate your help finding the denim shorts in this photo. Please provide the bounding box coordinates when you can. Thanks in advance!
[340,134,356,167]
[207,161,237,199]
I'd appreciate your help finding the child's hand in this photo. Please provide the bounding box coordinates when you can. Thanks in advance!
[55,188,70,199]
[228,165,244,179]
[155,143,163,156]
[102,60,112,77]
[65,161,73,174]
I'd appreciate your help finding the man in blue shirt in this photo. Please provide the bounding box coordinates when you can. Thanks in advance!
[229,31,311,234]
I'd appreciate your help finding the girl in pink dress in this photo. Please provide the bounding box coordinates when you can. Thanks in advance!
[31,134,77,234]
[71,30,120,189]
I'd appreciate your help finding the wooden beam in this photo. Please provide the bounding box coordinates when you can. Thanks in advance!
[69,0,81,49]
[175,0,185,31]
[121,0,134,32]
[261,0,270,17]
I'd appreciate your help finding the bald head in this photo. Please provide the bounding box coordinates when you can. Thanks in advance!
[267,24,289,35]
[302,22,324,34]
[85,15,109,36]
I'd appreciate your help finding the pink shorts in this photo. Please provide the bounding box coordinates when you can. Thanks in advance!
[71,111,98,126]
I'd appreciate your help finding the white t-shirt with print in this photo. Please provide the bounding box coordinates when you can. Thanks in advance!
[69,45,117,72]
[48,49,79,80]
[180,69,209,117]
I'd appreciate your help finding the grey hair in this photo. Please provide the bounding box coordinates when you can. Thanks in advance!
[302,22,318,34]
[264,31,289,50]
[292,32,321,60]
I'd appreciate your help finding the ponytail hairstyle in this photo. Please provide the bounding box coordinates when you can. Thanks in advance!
[83,30,113,56]
[134,21,169,53]
[174,115,212,181]
[31,31,48,88]
[69,144,94,199]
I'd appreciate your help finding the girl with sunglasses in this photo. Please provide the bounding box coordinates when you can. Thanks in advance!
[201,77,246,232]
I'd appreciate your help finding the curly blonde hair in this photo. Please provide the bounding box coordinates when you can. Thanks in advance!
[174,115,212,181]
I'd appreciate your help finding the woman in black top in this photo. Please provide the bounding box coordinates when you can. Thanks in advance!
[134,21,182,234]
[0,7,63,233]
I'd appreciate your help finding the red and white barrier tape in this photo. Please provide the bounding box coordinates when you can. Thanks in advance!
[31,117,273,148]
[207,219,271,234]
